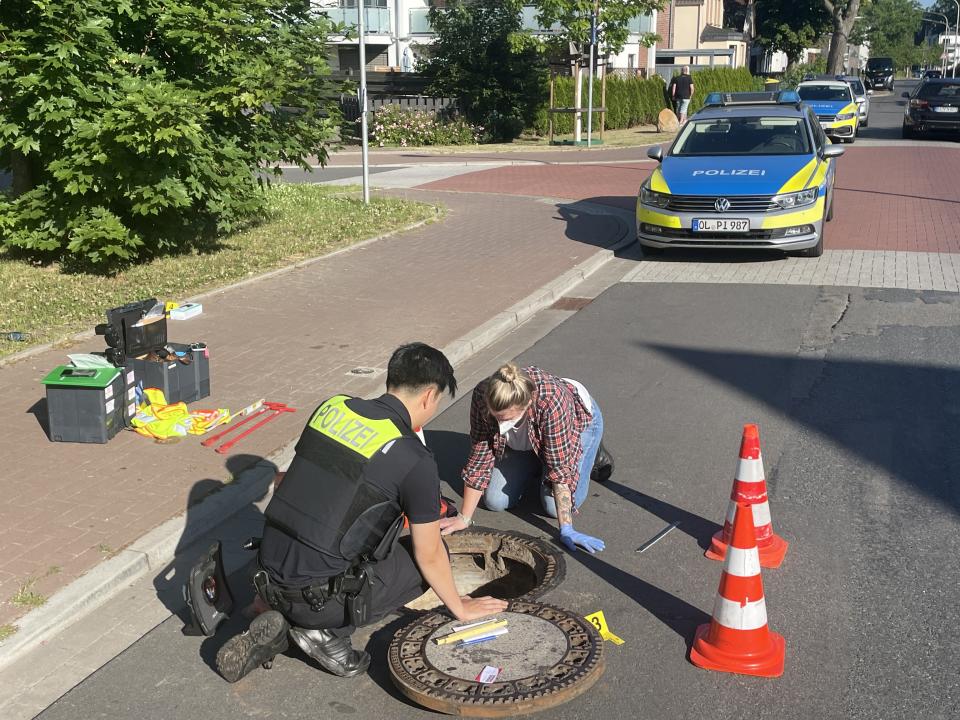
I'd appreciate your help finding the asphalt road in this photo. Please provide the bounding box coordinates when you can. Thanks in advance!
[39,282,960,719]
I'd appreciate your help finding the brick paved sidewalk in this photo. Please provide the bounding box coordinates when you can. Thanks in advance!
[0,190,626,630]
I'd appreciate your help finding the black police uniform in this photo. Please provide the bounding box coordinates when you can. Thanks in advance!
[257,393,440,637]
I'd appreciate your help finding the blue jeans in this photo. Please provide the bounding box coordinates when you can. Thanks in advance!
[482,403,604,518]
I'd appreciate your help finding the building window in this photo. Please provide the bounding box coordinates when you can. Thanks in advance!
[628,54,636,69]
[339,0,388,8]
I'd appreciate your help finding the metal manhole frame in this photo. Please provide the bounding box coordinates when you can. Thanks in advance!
[445,526,567,602]
[388,600,605,717]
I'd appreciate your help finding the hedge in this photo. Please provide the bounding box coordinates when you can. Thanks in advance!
[532,66,763,135]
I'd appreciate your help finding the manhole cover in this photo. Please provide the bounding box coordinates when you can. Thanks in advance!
[406,528,565,611]
[388,600,605,717]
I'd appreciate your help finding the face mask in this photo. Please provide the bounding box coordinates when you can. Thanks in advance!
[498,417,521,435]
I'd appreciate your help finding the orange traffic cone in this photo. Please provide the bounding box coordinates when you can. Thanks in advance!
[690,501,785,677]
[706,424,788,568]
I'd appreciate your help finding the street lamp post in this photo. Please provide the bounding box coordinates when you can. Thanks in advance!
[586,5,598,147]
[952,0,959,77]
[358,0,370,205]
[924,12,951,75]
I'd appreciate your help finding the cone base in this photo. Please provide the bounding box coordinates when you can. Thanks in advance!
[705,530,788,569]
[689,623,785,678]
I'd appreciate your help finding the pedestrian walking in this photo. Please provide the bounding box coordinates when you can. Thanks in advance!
[672,65,695,124]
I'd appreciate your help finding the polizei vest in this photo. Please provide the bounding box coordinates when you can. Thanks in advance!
[264,395,420,567]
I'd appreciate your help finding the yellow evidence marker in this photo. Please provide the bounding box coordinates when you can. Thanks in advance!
[585,610,624,645]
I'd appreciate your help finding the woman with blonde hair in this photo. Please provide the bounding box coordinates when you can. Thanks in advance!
[440,363,612,553]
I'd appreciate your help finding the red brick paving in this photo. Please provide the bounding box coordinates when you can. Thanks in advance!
[421,147,960,253]
[0,191,624,627]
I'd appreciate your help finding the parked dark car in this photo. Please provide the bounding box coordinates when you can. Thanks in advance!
[866,57,895,91]
[902,79,960,138]
[924,69,944,79]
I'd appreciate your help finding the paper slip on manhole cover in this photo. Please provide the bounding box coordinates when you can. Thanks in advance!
[388,600,605,717]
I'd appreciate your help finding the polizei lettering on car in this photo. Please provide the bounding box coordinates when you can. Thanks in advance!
[691,169,767,176]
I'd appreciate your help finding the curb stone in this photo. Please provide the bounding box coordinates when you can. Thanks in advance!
[0,200,635,672]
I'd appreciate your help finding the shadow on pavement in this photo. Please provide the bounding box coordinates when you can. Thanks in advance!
[643,343,960,515]
[554,202,632,250]
[26,397,51,439]
[153,454,274,631]
[512,508,710,647]
[602,479,722,551]
[425,429,470,493]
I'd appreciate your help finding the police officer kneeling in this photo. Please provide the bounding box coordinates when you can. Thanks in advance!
[216,343,508,682]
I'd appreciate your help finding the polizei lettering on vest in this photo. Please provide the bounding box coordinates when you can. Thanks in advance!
[690,169,766,176]
[313,403,381,450]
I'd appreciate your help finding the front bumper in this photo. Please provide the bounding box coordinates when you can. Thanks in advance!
[821,118,857,137]
[636,199,825,251]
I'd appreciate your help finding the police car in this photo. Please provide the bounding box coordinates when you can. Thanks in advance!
[796,80,860,142]
[637,90,843,257]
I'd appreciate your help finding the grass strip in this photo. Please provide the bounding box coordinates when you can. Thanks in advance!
[0,184,439,359]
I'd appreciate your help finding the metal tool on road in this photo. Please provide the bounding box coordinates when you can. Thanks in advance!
[214,402,296,454]
[635,521,680,553]
[200,399,264,447]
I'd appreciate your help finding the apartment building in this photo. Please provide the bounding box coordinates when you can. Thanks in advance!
[314,1,656,76]
[653,0,748,79]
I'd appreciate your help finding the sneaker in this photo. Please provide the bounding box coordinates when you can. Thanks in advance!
[591,441,614,482]
[288,627,371,678]
[216,610,289,683]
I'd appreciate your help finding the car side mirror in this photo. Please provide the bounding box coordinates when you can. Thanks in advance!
[867,90,874,96]
[822,145,845,159]
[901,92,910,99]
[647,146,663,163]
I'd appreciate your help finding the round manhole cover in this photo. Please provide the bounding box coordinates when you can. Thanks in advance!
[388,600,605,717]
[405,528,566,612]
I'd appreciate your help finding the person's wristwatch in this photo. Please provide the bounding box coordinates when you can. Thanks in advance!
[461,514,473,527]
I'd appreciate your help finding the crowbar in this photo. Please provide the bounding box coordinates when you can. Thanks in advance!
[200,399,264,447]
[215,402,296,454]
[636,521,680,553]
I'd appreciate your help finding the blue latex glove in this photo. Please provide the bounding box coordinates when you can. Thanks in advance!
[559,524,605,554]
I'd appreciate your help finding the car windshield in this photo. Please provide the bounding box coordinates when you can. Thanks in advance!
[867,59,893,71]
[798,85,852,101]
[671,116,812,156]
[918,82,960,99]
[848,80,865,95]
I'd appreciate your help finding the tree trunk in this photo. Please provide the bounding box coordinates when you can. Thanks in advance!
[10,149,34,198]
[827,20,847,74]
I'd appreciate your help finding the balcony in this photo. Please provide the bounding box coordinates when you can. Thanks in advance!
[321,7,392,35]
[409,7,432,35]
[628,14,653,34]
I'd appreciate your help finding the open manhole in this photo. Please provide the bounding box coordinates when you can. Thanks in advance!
[388,600,605,717]
[405,528,565,611]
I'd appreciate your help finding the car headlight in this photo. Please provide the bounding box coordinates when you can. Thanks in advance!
[772,188,818,210]
[836,112,856,120]
[640,185,670,208]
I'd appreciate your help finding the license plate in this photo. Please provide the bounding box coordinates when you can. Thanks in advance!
[933,106,958,113]
[692,218,750,232]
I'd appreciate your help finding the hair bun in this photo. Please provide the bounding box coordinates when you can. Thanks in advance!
[497,362,518,383]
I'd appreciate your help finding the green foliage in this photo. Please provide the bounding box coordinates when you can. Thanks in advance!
[780,59,828,90]
[420,0,548,141]
[860,0,925,71]
[533,67,761,135]
[370,106,483,147]
[0,0,340,269]
[755,0,832,65]
[532,0,661,55]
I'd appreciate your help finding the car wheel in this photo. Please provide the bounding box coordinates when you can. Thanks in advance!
[862,117,868,128]
[902,123,914,139]
[796,230,824,258]
[826,192,834,222]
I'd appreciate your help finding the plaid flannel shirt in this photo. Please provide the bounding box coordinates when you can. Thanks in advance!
[461,366,592,495]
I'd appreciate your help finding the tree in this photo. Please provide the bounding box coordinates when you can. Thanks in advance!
[861,0,923,71]
[755,0,832,65]
[823,0,865,73]
[0,0,339,267]
[420,0,547,142]
[532,0,660,55]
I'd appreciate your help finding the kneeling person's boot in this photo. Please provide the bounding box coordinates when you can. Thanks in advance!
[216,610,289,683]
[288,627,371,678]
[591,441,614,482]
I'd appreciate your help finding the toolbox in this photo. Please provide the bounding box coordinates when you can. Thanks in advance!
[41,366,125,443]
[128,342,210,404]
